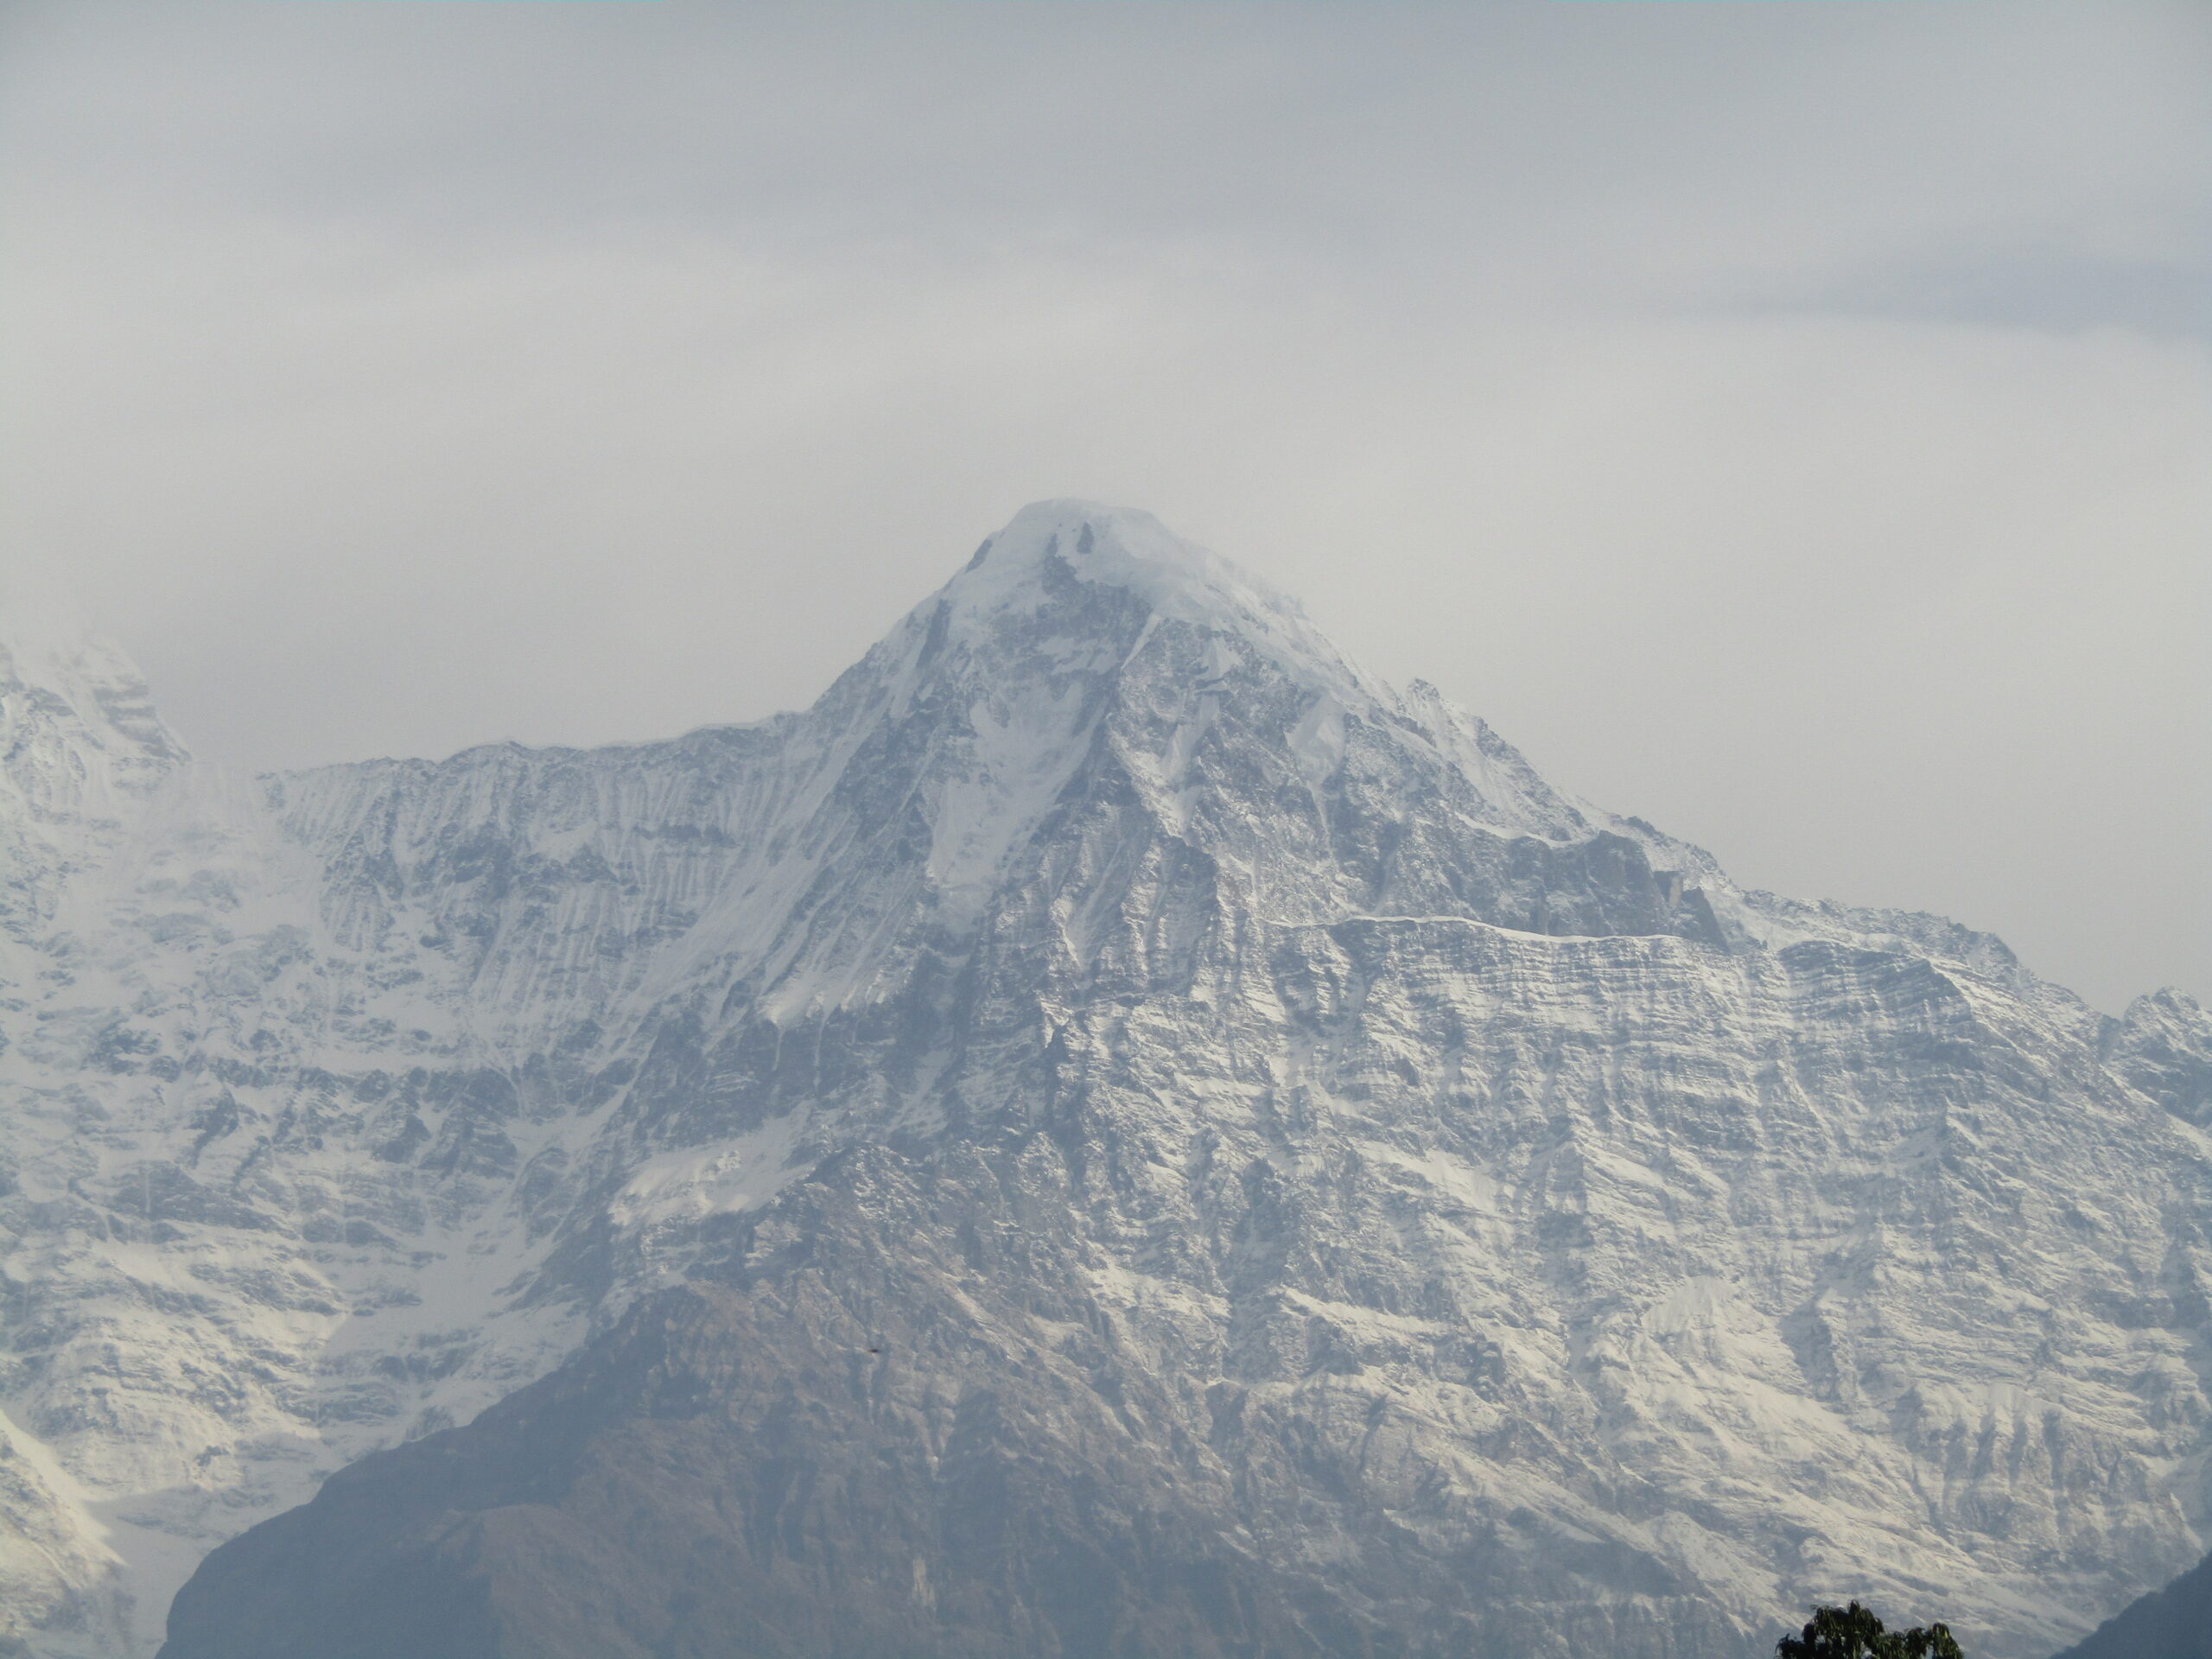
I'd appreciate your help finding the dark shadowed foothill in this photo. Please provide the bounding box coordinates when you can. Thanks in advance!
[2048,1551,2212,1659]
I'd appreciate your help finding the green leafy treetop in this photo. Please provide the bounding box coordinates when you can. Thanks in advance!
[1778,1602,1965,1659]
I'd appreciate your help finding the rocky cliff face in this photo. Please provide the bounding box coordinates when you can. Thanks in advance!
[3,504,2208,1659]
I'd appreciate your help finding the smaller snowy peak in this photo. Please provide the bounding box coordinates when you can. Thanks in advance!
[0,607,186,830]
[0,593,188,938]
[2104,988,2212,1125]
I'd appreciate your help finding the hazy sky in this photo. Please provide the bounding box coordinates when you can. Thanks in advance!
[2,2,2206,1013]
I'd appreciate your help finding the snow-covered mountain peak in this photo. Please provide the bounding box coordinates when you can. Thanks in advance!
[954,499,1283,612]
[933,499,1370,699]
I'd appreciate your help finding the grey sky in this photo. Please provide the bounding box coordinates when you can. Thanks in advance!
[2,1,2206,1013]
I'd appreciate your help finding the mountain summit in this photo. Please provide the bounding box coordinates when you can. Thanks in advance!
[0,506,2206,1659]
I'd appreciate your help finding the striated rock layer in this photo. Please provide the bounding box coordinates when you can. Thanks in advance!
[1,505,2207,1658]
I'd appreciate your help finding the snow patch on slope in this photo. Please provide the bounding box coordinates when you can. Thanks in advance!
[611,1113,812,1232]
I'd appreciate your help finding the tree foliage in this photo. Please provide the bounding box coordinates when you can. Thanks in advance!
[1778,1602,1965,1659]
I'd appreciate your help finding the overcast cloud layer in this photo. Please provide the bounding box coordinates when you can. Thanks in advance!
[1,1,2206,1013]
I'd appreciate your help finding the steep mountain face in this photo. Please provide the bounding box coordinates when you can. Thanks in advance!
[0,620,195,1659]
[3,504,2209,1659]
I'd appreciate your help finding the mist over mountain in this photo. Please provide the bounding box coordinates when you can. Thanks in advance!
[2,505,2208,1659]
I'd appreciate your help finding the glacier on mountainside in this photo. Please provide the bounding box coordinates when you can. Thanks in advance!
[1,503,2208,1658]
